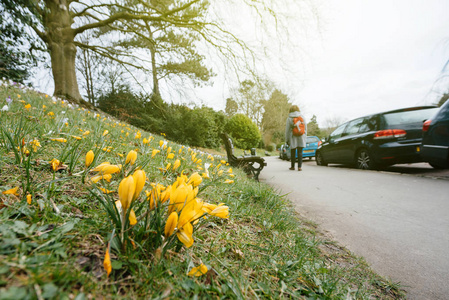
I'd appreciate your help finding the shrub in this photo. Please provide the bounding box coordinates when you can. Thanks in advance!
[181,106,226,148]
[224,114,261,149]
[266,144,275,152]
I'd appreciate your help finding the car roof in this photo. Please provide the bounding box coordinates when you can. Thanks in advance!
[351,106,438,120]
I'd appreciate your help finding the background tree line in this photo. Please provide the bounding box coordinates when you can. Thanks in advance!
[2,0,446,150]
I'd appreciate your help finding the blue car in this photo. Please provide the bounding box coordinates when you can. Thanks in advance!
[303,136,322,159]
[279,136,322,160]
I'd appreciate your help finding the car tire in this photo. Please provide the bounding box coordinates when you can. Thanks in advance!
[316,151,327,166]
[356,149,377,170]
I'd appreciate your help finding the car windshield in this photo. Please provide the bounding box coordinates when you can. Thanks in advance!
[383,108,438,127]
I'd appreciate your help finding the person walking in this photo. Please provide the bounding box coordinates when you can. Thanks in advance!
[285,105,307,171]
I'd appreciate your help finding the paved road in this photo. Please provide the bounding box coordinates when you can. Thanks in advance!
[259,156,449,300]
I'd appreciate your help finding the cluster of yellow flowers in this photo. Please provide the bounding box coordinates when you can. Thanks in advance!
[83,147,231,277]
[1,85,236,279]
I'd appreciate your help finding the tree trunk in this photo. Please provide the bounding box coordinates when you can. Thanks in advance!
[45,0,92,108]
[147,26,160,98]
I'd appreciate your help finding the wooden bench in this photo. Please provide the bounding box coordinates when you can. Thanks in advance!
[220,133,267,181]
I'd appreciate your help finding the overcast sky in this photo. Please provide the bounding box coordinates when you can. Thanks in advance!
[293,0,449,127]
[195,0,449,127]
[32,0,449,128]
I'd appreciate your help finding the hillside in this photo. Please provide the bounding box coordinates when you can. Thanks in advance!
[0,79,404,299]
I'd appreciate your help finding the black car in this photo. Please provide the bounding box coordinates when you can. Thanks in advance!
[421,100,449,169]
[316,106,438,170]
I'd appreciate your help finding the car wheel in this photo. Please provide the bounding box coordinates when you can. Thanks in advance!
[316,152,327,166]
[356,149,376,170]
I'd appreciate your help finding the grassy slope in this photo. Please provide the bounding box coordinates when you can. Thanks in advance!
[0,81,404,299]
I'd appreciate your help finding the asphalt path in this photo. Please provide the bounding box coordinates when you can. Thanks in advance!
[259,156,449,300]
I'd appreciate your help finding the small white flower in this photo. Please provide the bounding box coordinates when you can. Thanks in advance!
[2,105,9,111]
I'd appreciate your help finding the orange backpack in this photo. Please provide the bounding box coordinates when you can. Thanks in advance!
[292,116,305,136]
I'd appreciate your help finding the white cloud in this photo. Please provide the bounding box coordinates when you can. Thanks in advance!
[295,0,449,126]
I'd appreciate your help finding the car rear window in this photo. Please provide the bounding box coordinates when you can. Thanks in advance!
[307,136,320,143]
[383,108,438,127]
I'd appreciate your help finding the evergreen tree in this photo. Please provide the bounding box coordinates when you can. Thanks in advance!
[261,89,292,145]
[307,115,322,137]
[0,4,40,82]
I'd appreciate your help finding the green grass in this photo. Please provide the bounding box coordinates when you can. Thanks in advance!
[0,80,405,299]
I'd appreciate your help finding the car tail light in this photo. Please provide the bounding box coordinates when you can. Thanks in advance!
[373,129,406,139]
[422,119,432,132]
[318,140,322,147]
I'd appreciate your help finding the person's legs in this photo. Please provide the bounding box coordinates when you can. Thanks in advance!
[290,148,296,169]
[297,147,304,170]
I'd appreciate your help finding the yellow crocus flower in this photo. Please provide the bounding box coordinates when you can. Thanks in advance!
[168,184,193,214]
[209,205,230,219]
[85,150,94,167]
[118,175,135,211]
[165,212,178,237]
[178,198,204,229]
[98,164,121,175]
[173,159,181,170]
[151,149,160,158]
[104,248,112,277]
[160,185,171,203]
[2,187,19,196]
[26,194,32,204]
[30,139,41,152]
[102,130,109,136]
[99,187,114,194]
[91,174,112,183]
[50,158,60,172]
[166,153,175,159]
[188,264,208,277]
[176,222,194,248]
[129,209,137,226]
[132,170,146,200]
[187,172,202,187]
[126,150,137,165]
[51,138,67,143]
[202,202,217,214]
[91,162,110,172]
